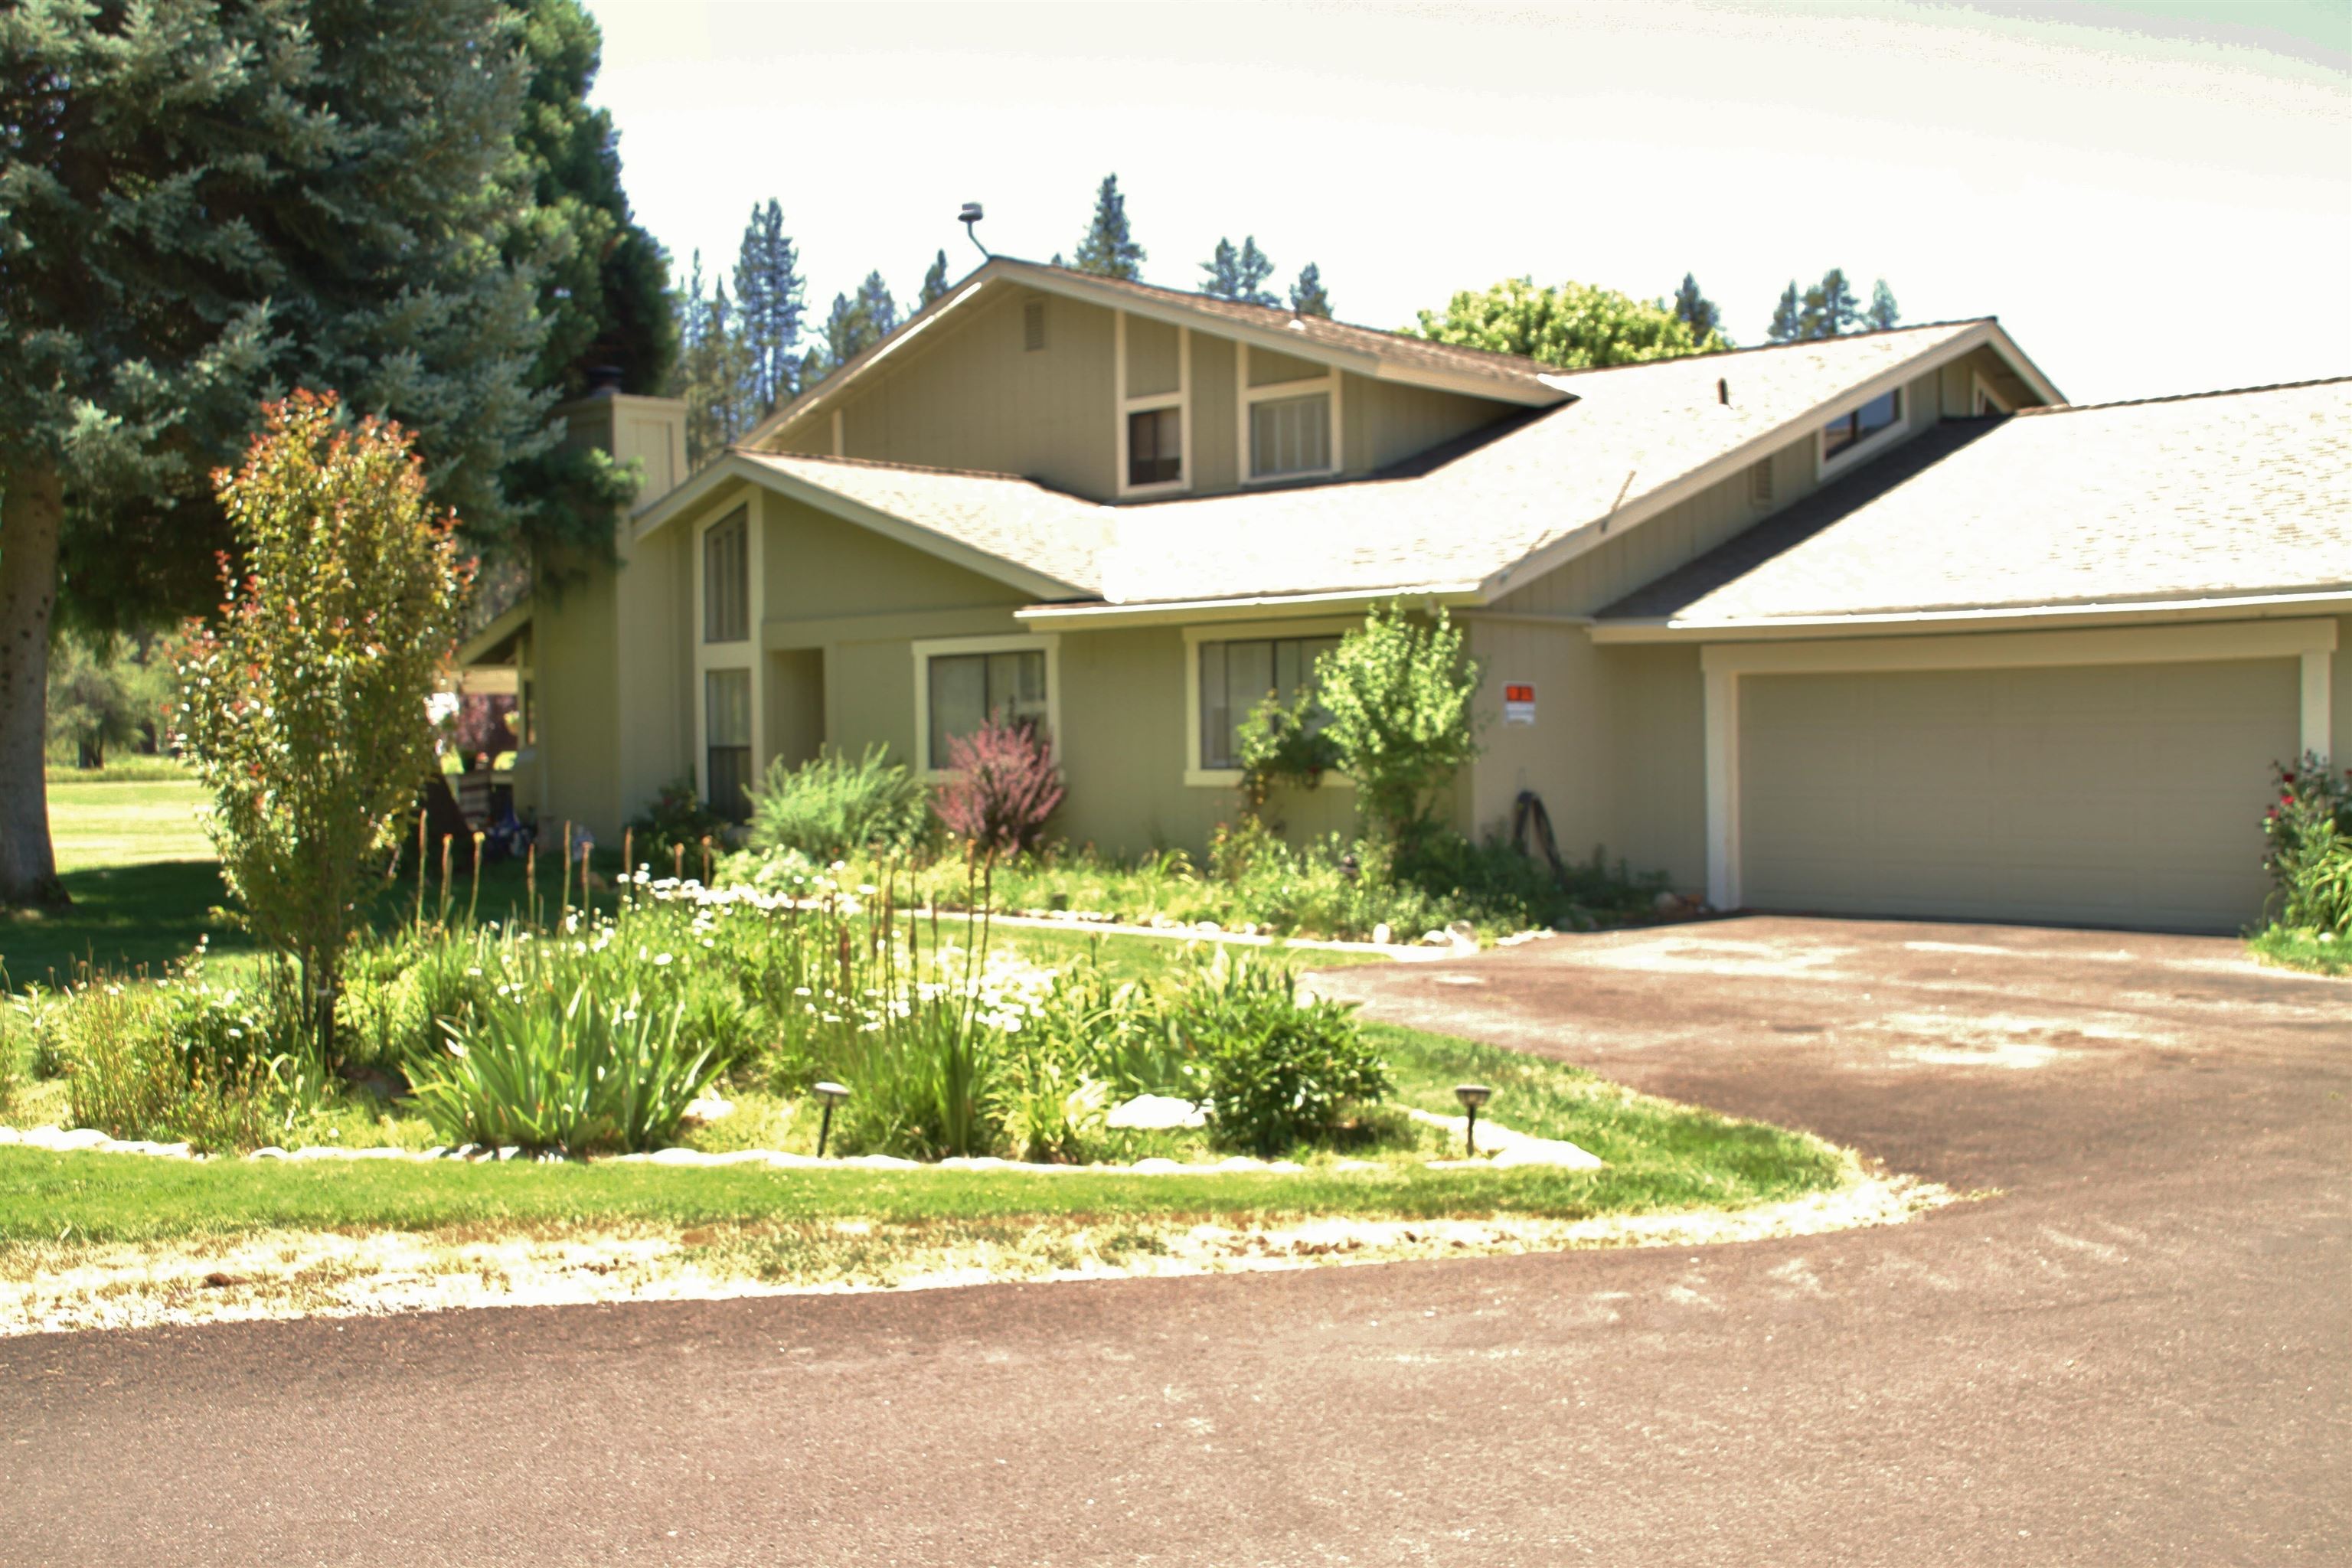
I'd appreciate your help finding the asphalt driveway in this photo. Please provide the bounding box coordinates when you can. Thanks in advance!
[2,916,2345,1566]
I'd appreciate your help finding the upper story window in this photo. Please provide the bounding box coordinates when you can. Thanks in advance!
[1116,312,1188,498]
[1250,394,1331,479]
[1240,345,1341,484]
[702,506,749,643]
[1023,298,1046,352]
[1129,407,1181,486]
[1197,634,1341,770]
[1821,389,1902,462]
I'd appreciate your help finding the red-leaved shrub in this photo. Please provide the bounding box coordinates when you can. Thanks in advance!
[935,719,1063,856]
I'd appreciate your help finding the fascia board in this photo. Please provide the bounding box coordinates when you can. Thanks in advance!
[1587,590,2352,644]
[1015,582,1484,630]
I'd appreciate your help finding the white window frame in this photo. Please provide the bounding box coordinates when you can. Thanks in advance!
[1114,311,1191,499]
[692,492,763,810]
[1971,372,2012,416]
[910,632,1062,780]
[1814,384,1910,481]
[1182,618,1358,789]
[1236,343,1344,486]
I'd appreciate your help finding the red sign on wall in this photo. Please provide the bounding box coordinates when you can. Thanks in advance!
[1504,682,1535,725]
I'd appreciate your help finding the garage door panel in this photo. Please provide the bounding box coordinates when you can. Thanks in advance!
[1740,658,2297,932]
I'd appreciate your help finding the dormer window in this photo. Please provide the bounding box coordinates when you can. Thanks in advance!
[1816,387,1907,476]
[1821,389,1902,460]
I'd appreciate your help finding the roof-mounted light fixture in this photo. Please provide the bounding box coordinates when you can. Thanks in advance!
[959,201,989,261]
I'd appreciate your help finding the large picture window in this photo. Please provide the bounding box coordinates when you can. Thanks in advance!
[1197,635,1341,769]
[1821,389,1902,461]
[926,648,1048,769]
[705,668,753,822]
[703,507,749,644]
[1249,392,1332,480]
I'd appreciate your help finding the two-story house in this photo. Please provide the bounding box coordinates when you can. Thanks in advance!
[460,257,2350,933]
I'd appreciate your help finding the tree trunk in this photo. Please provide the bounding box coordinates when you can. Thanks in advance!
[0,456,67,906]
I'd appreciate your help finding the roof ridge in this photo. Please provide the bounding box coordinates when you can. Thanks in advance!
[2014,374,2352,416]
[740,448,1057,488]
[994,256,1567,375]
[1537,317,1998,378]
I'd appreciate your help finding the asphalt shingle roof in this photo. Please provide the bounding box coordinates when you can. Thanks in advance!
[1596,378,2352,623]
[737,451,1114,595]
[1092,322,1989,604]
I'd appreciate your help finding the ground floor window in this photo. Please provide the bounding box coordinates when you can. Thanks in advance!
[926,647,1048,769]
[1197,634,1340,769]
[705,667,752,822]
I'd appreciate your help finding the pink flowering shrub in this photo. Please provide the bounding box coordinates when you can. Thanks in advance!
[936,719,1063,856]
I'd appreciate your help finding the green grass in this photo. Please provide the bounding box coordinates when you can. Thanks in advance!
[5,773,570,986]
[0,1021,1847,1248]
[2247,925,2350,976]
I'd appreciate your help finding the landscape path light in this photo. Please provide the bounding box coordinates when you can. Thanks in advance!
[1453,1084,1493,1157]
[813,1081,850,1158]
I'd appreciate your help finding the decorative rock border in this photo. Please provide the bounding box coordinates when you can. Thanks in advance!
[0,1118,1604,1174]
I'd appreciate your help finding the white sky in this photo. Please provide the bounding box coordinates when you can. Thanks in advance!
[578,0,2351,404]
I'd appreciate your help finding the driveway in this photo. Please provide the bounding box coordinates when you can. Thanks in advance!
[2,917,2345,1566]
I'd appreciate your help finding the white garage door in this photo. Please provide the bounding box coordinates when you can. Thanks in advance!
[1740,658,2300,932]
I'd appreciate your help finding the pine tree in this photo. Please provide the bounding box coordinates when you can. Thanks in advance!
[678,253,753,468]
[0,0,571,903]
[855,270,900,341]
[1815,269,1862,336]
[1671,273,1723,344]
[1201,236,1279,306]
[1767,281,1805,343]
[1072,173,1146,280]
[1289,263,1333,318]
[1867,278,1900,332]
[920,250,952,309]
[733,199,805,417]
[508,0,677,398]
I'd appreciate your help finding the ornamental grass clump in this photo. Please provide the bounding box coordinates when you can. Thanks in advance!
[745,744,932,861]
[407,982,722,1155]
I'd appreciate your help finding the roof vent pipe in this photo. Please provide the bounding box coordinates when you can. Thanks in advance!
[1717,377,1729,406]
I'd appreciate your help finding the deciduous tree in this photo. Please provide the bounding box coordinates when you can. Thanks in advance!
[176,394,475,1070]
[1412,278,1726,368]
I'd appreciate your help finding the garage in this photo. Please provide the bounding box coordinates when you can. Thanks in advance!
[1735,657,2301,931]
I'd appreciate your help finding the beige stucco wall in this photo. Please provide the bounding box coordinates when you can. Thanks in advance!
[524,393,694,841]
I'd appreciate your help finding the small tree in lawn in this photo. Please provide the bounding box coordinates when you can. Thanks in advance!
[935,718,1064,861]
[1313,605,1484,848]
[177,392,475,1072]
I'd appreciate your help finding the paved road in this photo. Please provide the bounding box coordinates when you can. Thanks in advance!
[4,917,2347,1566]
